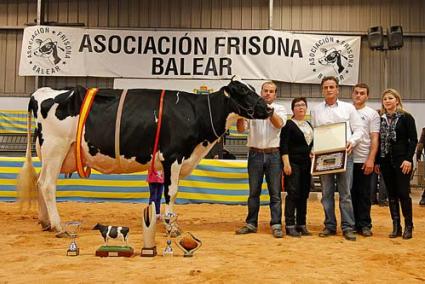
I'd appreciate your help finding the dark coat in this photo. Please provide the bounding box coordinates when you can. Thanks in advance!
[378,112,417,166]
[280,119,313,165]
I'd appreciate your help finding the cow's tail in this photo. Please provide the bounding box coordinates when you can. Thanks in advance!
[16,111,38,212]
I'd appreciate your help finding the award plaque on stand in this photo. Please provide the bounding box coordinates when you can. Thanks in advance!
[311,122,347,175]
[175,232,202,257]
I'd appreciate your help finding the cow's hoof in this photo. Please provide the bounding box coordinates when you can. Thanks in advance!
[55,231,71,238]
[39,221,51,231]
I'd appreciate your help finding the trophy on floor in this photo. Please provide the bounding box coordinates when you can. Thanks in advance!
[93,223,134,257]
[162,213,178,256]
[141,202,157,257]
[176,232,202,257]
[65,221,81,256]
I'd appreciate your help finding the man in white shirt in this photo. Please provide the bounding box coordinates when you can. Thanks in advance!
[235,81,287,238]
[351,83,380,237]
[311,76,363,241]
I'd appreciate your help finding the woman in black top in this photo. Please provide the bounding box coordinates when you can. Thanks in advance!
[377,89,417,239]
[280,97,313,237]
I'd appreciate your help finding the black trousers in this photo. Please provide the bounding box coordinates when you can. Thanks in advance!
[351,163,372,230]
[380,161,413,227]
[284,162,311,227]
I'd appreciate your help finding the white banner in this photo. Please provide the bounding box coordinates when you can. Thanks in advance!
[19,26,361,85]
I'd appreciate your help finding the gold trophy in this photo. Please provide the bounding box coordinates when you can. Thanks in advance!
[141,202,157,257]
[175,232,202,257]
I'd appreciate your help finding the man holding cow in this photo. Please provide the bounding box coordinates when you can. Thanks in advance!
[235,81,287,238]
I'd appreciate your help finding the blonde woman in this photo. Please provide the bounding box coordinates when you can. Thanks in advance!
[377,89,417,239]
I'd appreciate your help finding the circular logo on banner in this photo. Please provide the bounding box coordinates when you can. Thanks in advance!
[25,27,72,75]
[308,36,355,82]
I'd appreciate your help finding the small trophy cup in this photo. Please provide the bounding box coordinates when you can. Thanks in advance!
[162,213,178,256]
[65,221,81,256]
[141,202,157,257]
[163,240,174,257]
[175,232,202,257]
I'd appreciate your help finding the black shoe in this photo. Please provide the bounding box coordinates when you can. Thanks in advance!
[319,228,336,237]
[296,225,312,236]
[343,230,357,241]
[419,197,425,206]
[402,225,413,239]
[360,227,373,237]
[235,224,257,235]
[286,227,301,237]
[389,222,402,238]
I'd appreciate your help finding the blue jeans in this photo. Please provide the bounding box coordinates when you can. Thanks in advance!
[320,156,355,232]
[149,183,163,215]
[246,150,282,227]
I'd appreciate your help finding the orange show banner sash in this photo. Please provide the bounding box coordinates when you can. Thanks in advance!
[76,88,98,178]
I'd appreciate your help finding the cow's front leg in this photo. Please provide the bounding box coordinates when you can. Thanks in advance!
[164,160,182,237]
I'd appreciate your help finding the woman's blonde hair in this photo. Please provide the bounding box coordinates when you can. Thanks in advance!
[380,88,405,114]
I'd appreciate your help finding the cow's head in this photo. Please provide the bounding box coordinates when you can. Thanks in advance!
[34,39,57,57]
[318,48,347,74]
[33,38,62,65]
[224,77,273,119]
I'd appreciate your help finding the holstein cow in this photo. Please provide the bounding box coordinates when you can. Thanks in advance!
[17,78,273,237]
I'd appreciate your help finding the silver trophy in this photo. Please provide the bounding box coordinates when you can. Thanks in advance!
[162,213,178,256]
[163,240,174,257]
[65,221,81,256]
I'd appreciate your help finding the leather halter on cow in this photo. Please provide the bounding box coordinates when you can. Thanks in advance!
[16,77,273,237]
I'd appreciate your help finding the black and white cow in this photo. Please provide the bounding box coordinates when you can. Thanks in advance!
[17,77,272,237]
[93,223,129,245]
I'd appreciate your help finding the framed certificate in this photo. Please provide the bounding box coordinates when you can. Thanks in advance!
[311,122,347,175]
